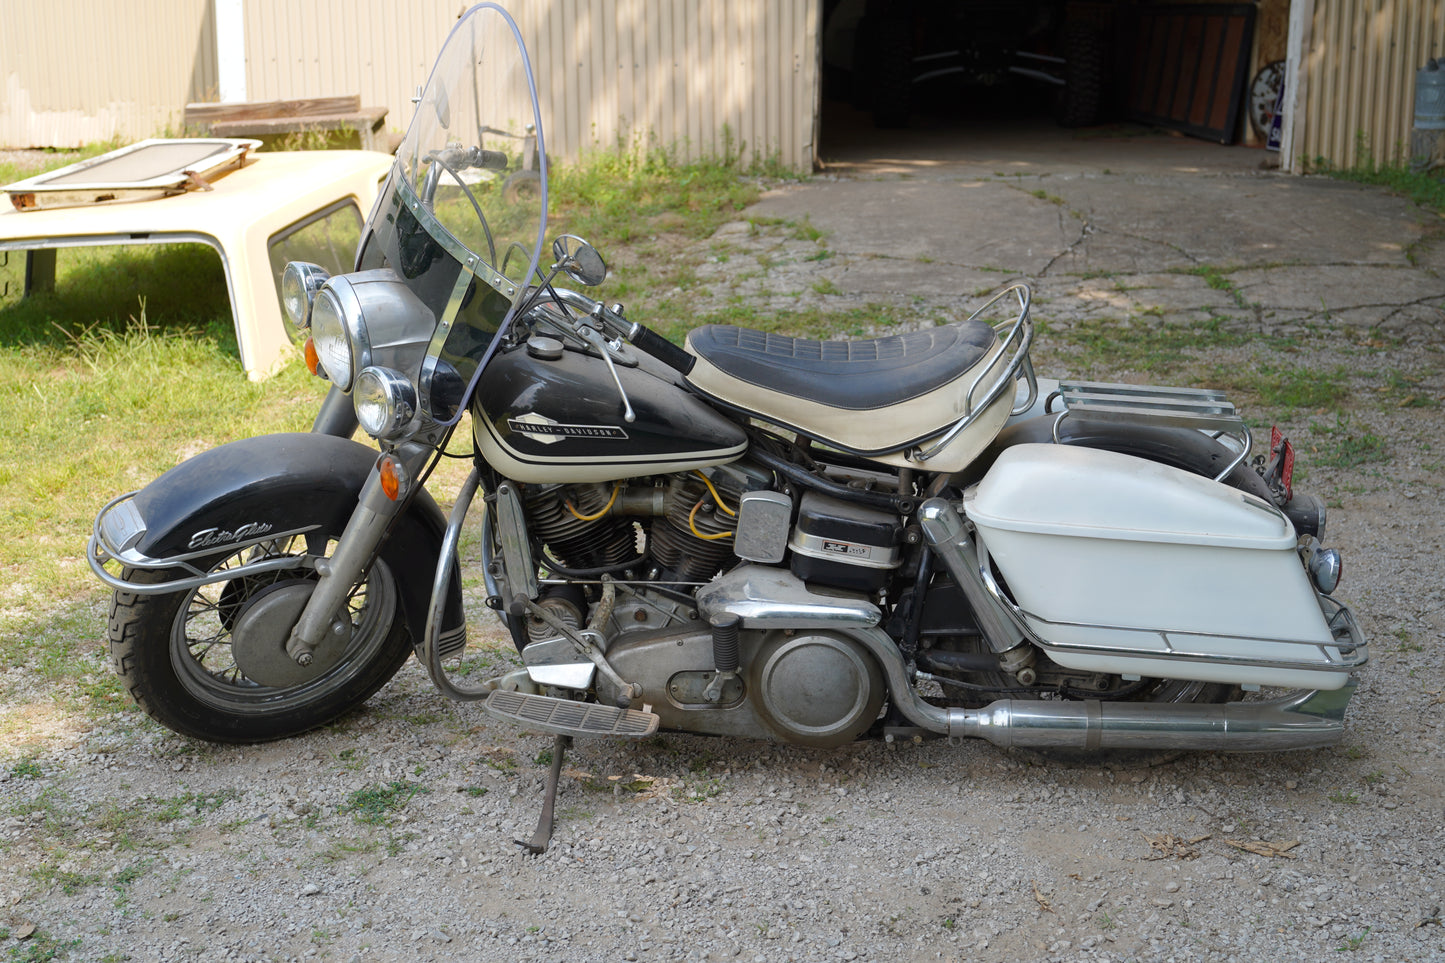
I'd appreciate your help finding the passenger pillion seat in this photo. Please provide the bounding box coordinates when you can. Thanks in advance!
[684,319,1014,472]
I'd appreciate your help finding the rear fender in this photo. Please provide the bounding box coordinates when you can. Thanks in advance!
[91,433,464,648]
[960,414,1276,504]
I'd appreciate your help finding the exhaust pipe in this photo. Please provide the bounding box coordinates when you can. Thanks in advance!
[947,679,1356,752]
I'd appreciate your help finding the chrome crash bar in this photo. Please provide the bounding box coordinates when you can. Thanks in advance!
[88,492,317,594]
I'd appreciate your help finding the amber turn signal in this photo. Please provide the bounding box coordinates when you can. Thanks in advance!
[304,338,321,377]
[379,454,404,501]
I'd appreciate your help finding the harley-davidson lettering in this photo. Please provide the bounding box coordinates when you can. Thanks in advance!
[508,416,629,442]
[187,522,274,550]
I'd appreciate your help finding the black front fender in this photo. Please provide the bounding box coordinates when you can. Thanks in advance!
[97,433,464,649]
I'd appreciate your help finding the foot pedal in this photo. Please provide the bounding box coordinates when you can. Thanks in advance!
[485,690,659,739]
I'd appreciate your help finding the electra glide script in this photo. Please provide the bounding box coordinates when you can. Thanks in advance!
[90,4,1365,852]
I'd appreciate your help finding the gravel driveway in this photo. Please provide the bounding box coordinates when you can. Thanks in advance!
[3,132,1443,963]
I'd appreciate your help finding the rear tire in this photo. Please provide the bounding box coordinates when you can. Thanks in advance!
[1055,20,1106,128]
[109,533,412,743]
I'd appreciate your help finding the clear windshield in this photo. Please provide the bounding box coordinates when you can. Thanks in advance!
[357,3,546,425]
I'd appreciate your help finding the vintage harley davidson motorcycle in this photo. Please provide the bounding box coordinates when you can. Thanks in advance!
[90,4,1365,850]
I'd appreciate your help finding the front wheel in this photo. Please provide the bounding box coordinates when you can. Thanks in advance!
[109,533,412,743]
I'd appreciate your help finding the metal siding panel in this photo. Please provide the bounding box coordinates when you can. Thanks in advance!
[1,0,215,148]
[5,0,820,168]
[1302,0,1444,169]
[673,0,689,153]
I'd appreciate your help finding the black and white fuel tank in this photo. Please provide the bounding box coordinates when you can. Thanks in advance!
[471,337,748,484]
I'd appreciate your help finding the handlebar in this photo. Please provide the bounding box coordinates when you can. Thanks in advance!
[537,289,695,375]
[435,146,510,171]
[630,325,695,375]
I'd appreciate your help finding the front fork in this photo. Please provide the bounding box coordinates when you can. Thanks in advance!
[284,389,424,666]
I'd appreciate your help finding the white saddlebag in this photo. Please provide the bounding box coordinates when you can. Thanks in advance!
[964,444,1354,689]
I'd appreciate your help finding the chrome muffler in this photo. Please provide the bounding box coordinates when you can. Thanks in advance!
[943,680,1355,752]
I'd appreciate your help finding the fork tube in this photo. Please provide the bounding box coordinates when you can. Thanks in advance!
[311,385,359,437]
[283,465,403,665]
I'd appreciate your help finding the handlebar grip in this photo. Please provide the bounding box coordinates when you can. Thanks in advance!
[472,149,510,171]
[631,325,695,375]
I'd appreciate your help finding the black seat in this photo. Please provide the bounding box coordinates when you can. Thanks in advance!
[685,321,997,410]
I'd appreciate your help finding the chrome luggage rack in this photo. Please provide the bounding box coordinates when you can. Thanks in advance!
[1050,381,1251,481]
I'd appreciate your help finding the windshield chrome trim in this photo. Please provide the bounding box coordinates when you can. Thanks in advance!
[418,262,486,417]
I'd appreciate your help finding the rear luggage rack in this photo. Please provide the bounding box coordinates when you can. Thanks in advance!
[1051,381,1251,481]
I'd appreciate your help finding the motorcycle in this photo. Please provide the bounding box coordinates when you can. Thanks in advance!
[89,3,1365,853]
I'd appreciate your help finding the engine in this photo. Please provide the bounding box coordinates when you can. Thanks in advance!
[513,462,909,747]
[521,463,906,592]
[522,470,743,584]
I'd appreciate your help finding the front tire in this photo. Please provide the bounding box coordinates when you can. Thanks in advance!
[109,534,412,743]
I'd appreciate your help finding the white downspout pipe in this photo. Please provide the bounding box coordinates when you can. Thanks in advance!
[215,0,248,104]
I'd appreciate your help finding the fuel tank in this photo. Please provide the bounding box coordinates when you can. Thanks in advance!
[472,341,748,483]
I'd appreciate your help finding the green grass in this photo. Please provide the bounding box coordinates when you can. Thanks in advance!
[1210,362,1352,413]
[1310,148,1445,214]
[0,305,325,609]
[340,780,429,825]
[1043,314,1246,377]
[548,135,788,243]
[3,929,81,962]
[1309,414,1390,469]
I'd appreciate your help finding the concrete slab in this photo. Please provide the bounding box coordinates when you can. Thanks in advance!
[747,179,1082,276]
[713,117,1445,346]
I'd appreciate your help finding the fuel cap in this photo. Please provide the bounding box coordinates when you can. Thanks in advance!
[526,335,564,360]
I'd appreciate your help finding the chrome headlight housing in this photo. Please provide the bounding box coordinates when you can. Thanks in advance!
[310,286,353,388]
[281,261,331,331]
[307,269,435,393]
[354,366,419,440]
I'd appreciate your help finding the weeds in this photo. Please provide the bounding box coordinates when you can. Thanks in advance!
[548,136,778,243]
[3,929,81,963]
[1335,927,1371,952]
[1239,363,1352,412]
[1045,315,1245,376]
[340,781,429,825]
[1310,414,1390,469]
[1310,141,1445,215]
[8,759,42,779]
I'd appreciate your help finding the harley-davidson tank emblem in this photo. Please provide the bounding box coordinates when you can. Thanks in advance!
[508,413,628,444]
[188,522,274,550]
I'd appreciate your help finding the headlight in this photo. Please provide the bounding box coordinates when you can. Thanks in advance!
[354,367,418,440]
[281,261,331,330]
[308,269,435,393]
[309,287,354,389]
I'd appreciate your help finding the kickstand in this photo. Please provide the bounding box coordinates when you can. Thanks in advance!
[516,734,571,855]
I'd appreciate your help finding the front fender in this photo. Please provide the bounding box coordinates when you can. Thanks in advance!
[90,433,464,649]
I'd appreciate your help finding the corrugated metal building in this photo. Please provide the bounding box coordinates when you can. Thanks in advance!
[1,0,1441,174]
[1286,0,1445,170]
[0,0,822,171]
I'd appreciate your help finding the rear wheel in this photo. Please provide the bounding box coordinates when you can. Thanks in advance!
[110,532,412,743]
[1055,20,1107,128]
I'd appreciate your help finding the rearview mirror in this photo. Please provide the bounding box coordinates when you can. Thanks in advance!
[551,234,606,286]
